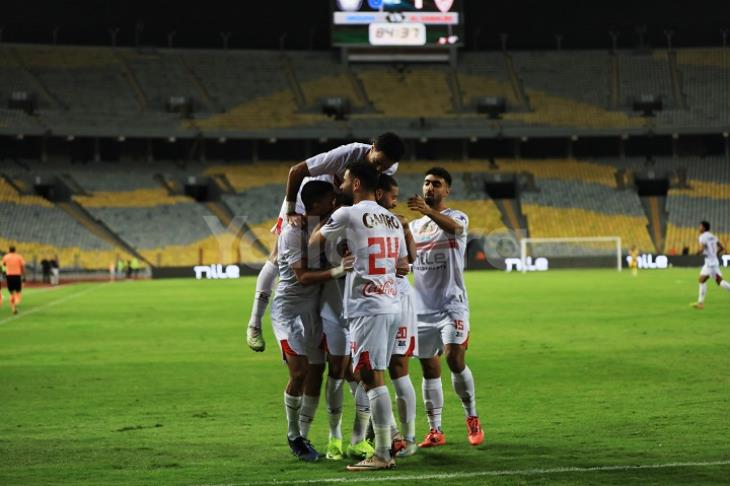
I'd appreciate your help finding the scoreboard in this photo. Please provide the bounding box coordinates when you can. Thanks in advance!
[331,0,464,48]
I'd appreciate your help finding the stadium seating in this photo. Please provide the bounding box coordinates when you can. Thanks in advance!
[0,44,727,132]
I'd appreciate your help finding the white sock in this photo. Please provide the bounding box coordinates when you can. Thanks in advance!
[392,375,417,442]
[422,378,444,431]
[326,377,344,440]
[347,380,358,397]
[248,260,277,329]
[298,394,319,439]
[451,366,478,417]
[351,383,370,444]
[721,280,730,292]
[698,282,708,303]
[389,411,399,440]
[367,386,394,459]
[284,393,302,440]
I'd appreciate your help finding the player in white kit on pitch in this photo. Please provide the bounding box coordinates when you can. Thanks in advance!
[691,220,730,309]
[311,161,409,471]
[375,174,420,457]
[271,180,355,462]
[246,134,405,352]
[407,167,485,448]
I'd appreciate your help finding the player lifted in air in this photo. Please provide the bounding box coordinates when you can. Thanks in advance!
[691,220,730,309]
[246,133,405,352]
[311,161,409,471]
[407,167,484,448]
[375,174,419,457]
[271,180,354,462]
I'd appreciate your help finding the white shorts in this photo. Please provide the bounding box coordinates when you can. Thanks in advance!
[271,302,325,365]
[323,316,350,357]
[349,314,399,372]
[392,288,418,358]
[415,310,470,359]
[700,264,723,279]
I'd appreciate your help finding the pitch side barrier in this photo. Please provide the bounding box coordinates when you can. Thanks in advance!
[147,255,712,279]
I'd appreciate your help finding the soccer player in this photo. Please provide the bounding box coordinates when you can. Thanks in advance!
[2,246,25,315]
[246,133,405,353]
[375,174,419,457]
[320,245,375,461]
[407,167,485,448]
[271,180,354,461]
[691,220,730,309]
[310,161,409,471]
[629,246,639,277]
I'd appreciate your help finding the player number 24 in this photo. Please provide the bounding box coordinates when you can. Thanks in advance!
[368,237,399,275]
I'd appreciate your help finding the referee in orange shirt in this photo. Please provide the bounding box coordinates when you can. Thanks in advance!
[2,246,25,315]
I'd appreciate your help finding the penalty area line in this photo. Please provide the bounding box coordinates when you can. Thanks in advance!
[196,459,730,486]
[0,282,112,326]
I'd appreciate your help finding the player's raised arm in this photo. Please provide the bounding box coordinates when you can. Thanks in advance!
[285,161,311,216]
[291,255,354,286]
[408,194,465,235]
[398,215,417,264]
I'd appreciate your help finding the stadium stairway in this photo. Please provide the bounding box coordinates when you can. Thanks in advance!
[503,52,531,111]
[55,200,150,265]
[640,195,668,253]
[667,51,688,110]
[494,198,529,238]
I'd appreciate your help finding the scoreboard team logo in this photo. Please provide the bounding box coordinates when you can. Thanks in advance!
[336,0,363,11]
[435,0,454,12]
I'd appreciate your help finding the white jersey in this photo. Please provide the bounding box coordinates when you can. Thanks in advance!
[274,223,318,313]
[319,200,407,318]
[409,209,469,315]
[306,142,398,180]
[275,143,399,223]
[699,231,721,267]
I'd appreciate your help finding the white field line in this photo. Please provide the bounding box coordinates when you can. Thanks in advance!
[0,282,111,326]
[194,459,730,486]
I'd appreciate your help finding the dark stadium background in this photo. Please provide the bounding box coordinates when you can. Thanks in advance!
[2,0,726,50]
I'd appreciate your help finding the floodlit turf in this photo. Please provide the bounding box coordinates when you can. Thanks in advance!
[0,269,729,485]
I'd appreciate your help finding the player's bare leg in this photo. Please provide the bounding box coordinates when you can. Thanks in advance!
[716,274,730,293]
[347,367,395,471]
[284,355,320,461]
[418,357,446,447]
[445,343,484,446]
[247,246,278,351]
[10,292,19,315]
[388,356,417,456]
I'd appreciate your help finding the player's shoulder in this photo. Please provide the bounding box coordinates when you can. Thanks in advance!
[445,208,469,223]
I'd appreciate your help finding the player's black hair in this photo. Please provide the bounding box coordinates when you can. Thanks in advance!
[377,173,398,192]
[347,161,380,193]
[373,132,405,162]
[425,167,452,187]
[700,220,711,231]
[300,180,335,212]
[8,245,15,252]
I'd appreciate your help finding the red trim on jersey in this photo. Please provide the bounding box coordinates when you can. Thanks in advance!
[354,351,372,373]
[404,336,416,357]
[271,217,284,235]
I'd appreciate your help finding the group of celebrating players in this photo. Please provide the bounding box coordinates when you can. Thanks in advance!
[245,132,483,471]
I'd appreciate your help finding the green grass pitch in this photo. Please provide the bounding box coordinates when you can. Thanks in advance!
[1,268,729,485]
